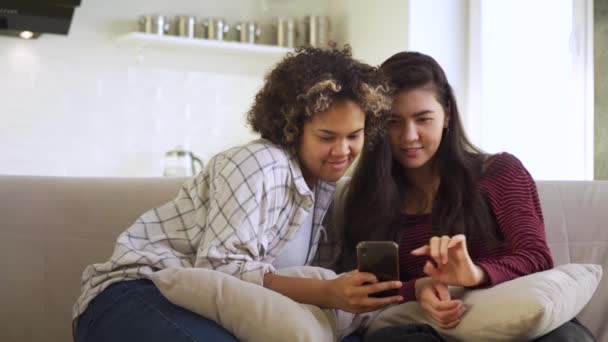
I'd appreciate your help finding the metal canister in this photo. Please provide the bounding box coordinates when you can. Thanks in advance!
[175,15,196,38]
[138,14,171,36]
[303,15,330,48]
[235,21,261,44]
[203,18,230,41]
[275,17,297,48]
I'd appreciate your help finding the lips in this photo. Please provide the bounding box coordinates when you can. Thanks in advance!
[325,159,349,170]
[402,147,422,158]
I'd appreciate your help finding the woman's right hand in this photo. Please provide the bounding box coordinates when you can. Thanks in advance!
[326,270,403,314]
[415,277,466,329]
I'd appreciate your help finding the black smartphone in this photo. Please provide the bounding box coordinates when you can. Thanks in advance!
[356,241,400,298]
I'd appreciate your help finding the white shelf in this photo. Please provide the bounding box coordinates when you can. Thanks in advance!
[118,32,293,58]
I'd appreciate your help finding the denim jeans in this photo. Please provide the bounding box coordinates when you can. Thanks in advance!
[74,279,238,342]
[366,323,446,342]
[535,318,596,342]
[365,319,596,342]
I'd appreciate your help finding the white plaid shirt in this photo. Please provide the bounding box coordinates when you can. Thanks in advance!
[73,139,342,319]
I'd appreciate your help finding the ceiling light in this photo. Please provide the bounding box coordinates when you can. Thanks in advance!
[0,30,41,39]
[19,31,34,39]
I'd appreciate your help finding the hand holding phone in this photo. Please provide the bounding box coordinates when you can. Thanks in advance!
[356,241,400,298]
[326,269,403,313]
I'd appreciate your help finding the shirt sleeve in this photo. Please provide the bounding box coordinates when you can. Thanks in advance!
[475,153,554,286]
[399,277,422,302]
[193,151,280,286]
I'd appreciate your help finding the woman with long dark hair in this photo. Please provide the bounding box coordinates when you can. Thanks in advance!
[341,51,595,341]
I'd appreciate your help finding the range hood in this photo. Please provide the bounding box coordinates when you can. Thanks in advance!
[0,0,82,37]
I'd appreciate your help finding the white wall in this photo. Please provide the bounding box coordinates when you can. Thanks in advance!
[0,0,329,177]
[0,0,470,178]
[330,0,409,66]
[3,0,590,180]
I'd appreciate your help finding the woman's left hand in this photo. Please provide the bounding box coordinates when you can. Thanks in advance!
[411,234,487,287]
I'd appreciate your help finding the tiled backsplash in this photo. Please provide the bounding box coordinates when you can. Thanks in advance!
[1,40,264,176]
[0,0,333,177]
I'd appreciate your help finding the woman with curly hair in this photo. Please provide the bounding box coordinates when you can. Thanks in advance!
[72,46,402,342]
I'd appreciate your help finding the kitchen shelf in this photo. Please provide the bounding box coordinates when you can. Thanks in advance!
[118,32,293,58]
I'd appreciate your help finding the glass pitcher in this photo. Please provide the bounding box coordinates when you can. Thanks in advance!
[162,146,204,177]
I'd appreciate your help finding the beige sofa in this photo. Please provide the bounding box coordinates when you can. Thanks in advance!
[1,175,606,342]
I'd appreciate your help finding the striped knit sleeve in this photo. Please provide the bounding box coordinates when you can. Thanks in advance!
[399,278,422,302]
[476,153,554,286]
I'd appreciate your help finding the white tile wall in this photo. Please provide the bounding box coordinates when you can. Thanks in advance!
[0,0,330,177]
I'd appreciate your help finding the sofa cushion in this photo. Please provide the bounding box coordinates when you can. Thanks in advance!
[367,263,603,341]
[150,266,340,342]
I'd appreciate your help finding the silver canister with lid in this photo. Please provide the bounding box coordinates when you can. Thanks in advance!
[139,14,171,35]
[274,17,298,48]
[303,15,330,48]
[203,18,230,41]
[235,21,261,44]
[175,15,197,38]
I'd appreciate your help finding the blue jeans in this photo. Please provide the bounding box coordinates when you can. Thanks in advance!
[365,319,596,342]
[74,279,238,342]
[366,324,446,342]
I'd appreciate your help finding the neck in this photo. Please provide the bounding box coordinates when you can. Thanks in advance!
[408,161,439,191]
[294,150,316,190]
[300,164,317,190]
[404,162,441,214]
[304,176,316,190]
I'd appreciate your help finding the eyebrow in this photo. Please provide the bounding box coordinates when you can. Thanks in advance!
[412,110,434,117]
[316,128,364,135]
[390,110,434,118]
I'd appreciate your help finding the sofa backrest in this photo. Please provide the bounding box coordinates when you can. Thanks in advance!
[536,181,608,341]
[0,175,186,342]
[0,176,606,342]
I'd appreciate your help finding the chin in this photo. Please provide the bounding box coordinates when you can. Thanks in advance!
[399,159,427,170]
[319,172,345,183]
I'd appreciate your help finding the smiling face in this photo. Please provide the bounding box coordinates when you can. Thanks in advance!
[298,99,366,188]
[388,88,450,172]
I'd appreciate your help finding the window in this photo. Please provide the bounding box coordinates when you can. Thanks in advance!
[467,0,593,180]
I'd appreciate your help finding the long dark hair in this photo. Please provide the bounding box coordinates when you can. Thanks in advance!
[343,51,500,254]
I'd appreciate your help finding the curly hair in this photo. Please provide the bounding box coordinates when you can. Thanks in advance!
[247,45,392,151]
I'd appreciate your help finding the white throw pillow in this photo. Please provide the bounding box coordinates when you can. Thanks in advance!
[366,263,603,342]
[149,266,340,342]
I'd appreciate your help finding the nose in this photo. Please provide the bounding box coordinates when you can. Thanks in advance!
[331,138,350,156]
[402,122,419,143]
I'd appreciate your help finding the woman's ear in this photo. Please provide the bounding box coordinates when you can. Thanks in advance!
[443,114,450,129]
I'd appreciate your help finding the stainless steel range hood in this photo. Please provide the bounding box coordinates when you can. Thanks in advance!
[0,0,82,37]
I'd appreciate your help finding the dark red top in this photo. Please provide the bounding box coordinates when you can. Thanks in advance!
[398,152,554,301]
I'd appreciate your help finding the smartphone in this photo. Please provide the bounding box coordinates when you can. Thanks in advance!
[356,241,400,298]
